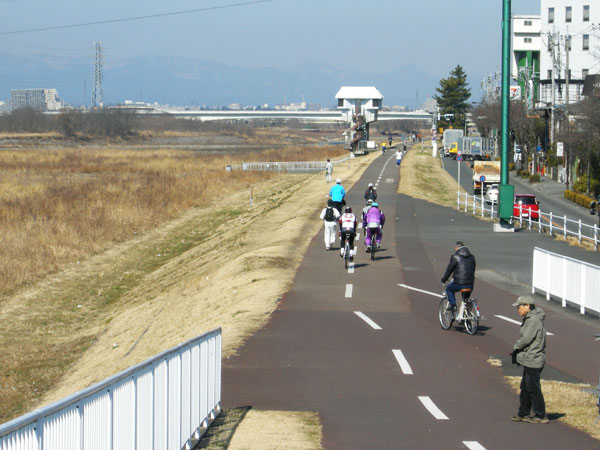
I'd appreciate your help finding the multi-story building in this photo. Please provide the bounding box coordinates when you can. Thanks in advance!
[512,15,542,108]
[540,1,599,106]
[9,89,62,112]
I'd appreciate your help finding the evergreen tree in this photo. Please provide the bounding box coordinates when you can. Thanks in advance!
[434,65,471,130]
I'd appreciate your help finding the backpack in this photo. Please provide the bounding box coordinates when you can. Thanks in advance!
[324,207,335,221]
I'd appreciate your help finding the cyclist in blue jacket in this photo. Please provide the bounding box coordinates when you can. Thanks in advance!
[329,178,346,213]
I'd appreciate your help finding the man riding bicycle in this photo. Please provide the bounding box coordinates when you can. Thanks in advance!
[364,183,377,205]
[363,202,385,252]
[339,207,357,261]
[441,241,476,311]
[329,178,346,213]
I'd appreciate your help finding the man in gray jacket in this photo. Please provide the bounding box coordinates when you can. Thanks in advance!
[510,295,549,424]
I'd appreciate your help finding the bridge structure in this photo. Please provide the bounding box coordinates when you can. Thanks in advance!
[118,106,433,123]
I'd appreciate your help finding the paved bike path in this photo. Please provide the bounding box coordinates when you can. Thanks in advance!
[222,150,598,449]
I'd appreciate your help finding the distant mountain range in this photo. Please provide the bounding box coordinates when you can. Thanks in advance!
[0,54,441,108]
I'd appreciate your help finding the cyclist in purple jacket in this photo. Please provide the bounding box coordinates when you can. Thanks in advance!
[363,202,385,252]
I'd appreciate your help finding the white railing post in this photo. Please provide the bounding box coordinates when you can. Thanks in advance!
[457,191,460,210]
[595,224,598,251]
[464,194,468,213]
[564,215,567,240]
[581,264,587,314]
[578,219,582,243]
[562,257,567,308]
[549,211,553,235]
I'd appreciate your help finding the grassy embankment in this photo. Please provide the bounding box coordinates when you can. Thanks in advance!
[0,141,348,422]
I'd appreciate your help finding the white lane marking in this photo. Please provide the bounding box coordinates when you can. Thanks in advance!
[495,315,554,335]
[418,396,449,420]
[463,442,487,450]
[392,349,413,375]
[348,262,355,274]
[345,284,353,298]
[358,223,363,229]
[354,311,382,330]
[398,284,444,298]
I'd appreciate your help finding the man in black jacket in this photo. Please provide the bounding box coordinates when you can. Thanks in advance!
[364,183,377,204]
[441,241,476,311]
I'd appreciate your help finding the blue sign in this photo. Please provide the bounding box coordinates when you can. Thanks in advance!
[457,155,462,161]
[480,175,486,182]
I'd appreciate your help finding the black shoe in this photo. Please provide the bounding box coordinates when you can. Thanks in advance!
[447,303,457,312]
[366,247,371,253]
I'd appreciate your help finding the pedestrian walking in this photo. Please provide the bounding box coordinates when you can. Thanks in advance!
[510,295,549,424]
[319,199,340,250]
[325,159,333,183]
[396,149,403,166]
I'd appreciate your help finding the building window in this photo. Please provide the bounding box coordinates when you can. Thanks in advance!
[524,20,532,26]
[548,70,552,79]
[338,99,343,107]
[584,5,590,22]
[567,35,572,51]
[566,6,572,22]
[372,99,380,108]
[567,69,572,80]
[548,7,554,23]
[583,69,589,79]
[524,37,532,44]
[583,34,589,50]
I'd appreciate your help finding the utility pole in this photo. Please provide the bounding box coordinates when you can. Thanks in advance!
[92,41,104,109]
[549,32,557,147]
[497,0,513,229]
[565,31,570,189]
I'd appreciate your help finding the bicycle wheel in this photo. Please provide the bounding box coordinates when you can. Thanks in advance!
[370,235,376,261]
[464,301,480,335]
[344,242,350,269]
[438,297,454,330]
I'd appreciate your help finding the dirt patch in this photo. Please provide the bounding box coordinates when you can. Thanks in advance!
[505,376,600,440]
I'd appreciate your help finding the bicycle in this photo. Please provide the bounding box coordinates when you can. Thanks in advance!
[368,226,379,261]
[438,287,480,335]
[342,234,352,269]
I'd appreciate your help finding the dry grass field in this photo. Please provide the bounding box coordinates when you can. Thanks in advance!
[0,139,347,422]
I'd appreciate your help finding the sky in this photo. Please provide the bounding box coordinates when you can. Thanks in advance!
[0,0,542,104]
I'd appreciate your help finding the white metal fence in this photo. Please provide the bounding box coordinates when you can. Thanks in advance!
[226,156,351,173]
[456,192,600,251]
[532,247,600,315]
[0,328,221,450]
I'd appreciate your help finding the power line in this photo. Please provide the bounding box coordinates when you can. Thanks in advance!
[0,0,273,36]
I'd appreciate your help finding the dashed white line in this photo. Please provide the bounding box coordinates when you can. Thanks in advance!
[392,349,413,375]
[348,262,355,274]
[398,283,444,298]
[354,311,382,330]
[463,441,487,450]
[418,396,449,420]
[345,284,353,298]
[358,223,363,229]
[495,315,554,335]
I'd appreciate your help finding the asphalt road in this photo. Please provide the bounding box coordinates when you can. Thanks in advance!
[222,150,600,449]
[442,156,600,240]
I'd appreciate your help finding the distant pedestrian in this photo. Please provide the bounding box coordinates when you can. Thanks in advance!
[396,150,403,166]
[510,295,549,424]
[403,143,407,152]
[319,199,340,250]
[325,159,333,182]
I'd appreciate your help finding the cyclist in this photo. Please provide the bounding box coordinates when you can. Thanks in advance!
[364,183,377,204]
[319,199,340,250]
[441,241,476,312]
[329,178,346,214]
[338,206,357,261]
[361,199,373,221]
[363,202,385,252]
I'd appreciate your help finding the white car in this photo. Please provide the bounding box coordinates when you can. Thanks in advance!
[485,184,499,204]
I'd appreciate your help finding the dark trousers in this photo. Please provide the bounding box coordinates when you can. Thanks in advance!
[340,231,355,252]
[518,366,546,418]
[445,282,473,306]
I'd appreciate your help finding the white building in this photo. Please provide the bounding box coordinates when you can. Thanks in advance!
[9,89,62,111]
[512,15,542,106]
[540,1,599,105]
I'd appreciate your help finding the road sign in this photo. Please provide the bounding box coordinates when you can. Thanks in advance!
[480,175,486,182]
[457,155,462,161]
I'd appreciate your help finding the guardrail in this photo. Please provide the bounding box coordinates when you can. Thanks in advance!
[456,192,599,251]
[0,328,221,450]
[532,247,600,315]
[226,156,351,173]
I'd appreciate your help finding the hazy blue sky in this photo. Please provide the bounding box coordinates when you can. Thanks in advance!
[0,0,541,103]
